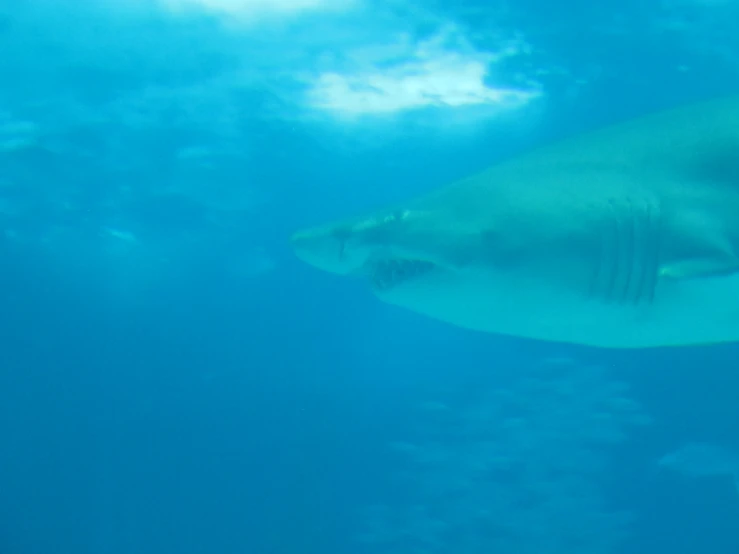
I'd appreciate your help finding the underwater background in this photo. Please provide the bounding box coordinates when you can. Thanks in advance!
[1,1,739,553]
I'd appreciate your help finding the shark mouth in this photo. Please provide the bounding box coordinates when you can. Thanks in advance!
[368,259,436,291]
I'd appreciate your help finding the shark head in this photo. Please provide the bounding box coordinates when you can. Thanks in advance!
[291,207,475,293]
[290,198,570,340]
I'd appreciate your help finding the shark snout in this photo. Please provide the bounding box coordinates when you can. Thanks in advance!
[291,209,436,276]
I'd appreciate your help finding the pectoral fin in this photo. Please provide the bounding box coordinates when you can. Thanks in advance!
[662,205,739,280]
[660,258,739,280]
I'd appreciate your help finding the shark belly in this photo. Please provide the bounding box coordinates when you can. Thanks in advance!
[376,271,739,348]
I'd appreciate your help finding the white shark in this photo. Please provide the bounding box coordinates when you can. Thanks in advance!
[291,95,739,348]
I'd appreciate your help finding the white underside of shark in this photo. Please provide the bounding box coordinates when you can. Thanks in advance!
[375,269,739,348]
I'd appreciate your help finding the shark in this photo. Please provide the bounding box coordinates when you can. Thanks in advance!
[291,95,739,348]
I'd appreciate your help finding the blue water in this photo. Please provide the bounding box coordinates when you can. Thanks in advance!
[1,1,739,553]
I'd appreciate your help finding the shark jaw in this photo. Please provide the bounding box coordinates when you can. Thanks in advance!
[290,208,456,287]
[290,222,447,293]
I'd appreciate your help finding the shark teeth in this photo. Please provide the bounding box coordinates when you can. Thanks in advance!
[369,259,436,291]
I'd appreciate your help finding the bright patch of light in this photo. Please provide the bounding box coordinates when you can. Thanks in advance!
[307,32,540,116]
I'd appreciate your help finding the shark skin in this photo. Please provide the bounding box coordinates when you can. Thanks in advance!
[291,95,739,348]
